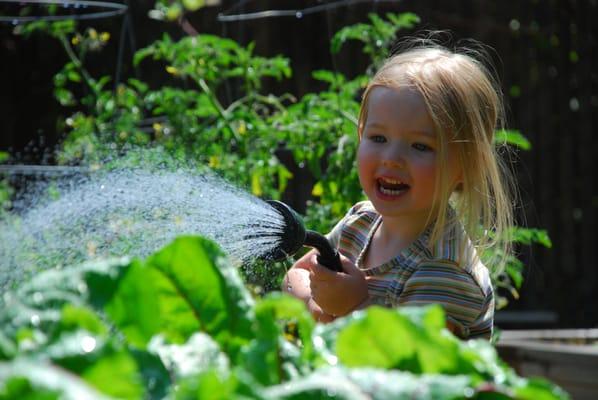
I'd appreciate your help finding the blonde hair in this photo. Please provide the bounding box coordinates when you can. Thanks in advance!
[358,40,515,268]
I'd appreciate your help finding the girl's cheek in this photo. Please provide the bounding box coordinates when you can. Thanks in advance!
[411,157,437,177]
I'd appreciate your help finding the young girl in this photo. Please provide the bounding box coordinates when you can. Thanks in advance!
[283,41,514,340]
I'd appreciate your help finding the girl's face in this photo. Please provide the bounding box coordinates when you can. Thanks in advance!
[357,85,462,223]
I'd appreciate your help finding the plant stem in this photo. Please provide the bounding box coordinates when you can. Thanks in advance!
[196,77,239,141]
[58,34,97,97]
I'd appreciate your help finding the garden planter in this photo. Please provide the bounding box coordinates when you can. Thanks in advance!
[497,329,598,399]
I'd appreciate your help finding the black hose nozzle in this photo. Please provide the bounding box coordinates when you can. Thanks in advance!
[262,200,343,272]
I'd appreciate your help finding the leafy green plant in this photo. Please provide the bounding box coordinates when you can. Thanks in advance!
[0,236,568,399]
[0,152,12,217]
[12,10,550,312]
[331,12,421,72]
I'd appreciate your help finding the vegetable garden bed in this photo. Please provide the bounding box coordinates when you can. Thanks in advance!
[497,329,598,399]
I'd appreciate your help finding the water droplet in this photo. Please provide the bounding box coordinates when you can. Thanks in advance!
[313,336,324,348]
[569,97,580,111]
[81,336,96,353]
[509,19,521,31]
[33,292,43,304]
[77,282,88,294]
[30,314,40,326]
[12,19,19,26]
[0,164,287,287]
[295,11,303,18]
[147,377,157,389]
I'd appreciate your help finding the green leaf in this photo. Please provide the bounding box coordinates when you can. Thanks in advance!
[494,129,531,150]
[508,227,552,248]
[105,236,255,356]
[336,308,418,369]
[263,366,475,400]
[54,88,76,106]
[240,293,315,385]
[35,329,160,399]
[513,377,570,400]
[0,152,8,163]
[0,359,108,400]
[334,306,474,375]
[277,165,293,194]
[81,350,144,399]
[59,305,107,336]
[148,333,229,380]
[182,0,205,11]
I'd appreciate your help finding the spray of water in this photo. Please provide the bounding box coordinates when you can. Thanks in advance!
[0,167,286,290]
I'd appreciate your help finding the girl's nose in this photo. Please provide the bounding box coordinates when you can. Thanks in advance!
[382,158,406,169]
[381,145,407,169]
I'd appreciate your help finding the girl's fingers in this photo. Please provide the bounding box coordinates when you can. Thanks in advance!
[309,264,342,282]
[309,256,343,281]
[338,253,362,276]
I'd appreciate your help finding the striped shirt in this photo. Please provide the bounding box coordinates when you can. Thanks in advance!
[327,201,494,340]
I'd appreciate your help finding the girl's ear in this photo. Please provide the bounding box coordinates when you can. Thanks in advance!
[453,168,464,192]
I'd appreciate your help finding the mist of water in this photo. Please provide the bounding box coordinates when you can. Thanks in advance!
[0,167,287,290]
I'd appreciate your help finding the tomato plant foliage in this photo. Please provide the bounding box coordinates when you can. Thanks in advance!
[0,236,567,399]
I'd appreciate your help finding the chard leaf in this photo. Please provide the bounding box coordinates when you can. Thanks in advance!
[80,350,146,400]
[173,368,263,400]
[0,359,110,400]
[513,377,571,400]
[105,236,255,357]
[323,306,476,375]
[0,258,130,360]
[33,330,151,399]
[240,293,315,386]
[262,366,474,400]
[148,333,229,380]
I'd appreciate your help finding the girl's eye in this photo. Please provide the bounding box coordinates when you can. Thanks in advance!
[369,135,386,143]
[412,143,433,152]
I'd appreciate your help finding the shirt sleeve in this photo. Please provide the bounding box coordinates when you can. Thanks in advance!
[396,260,493,340]
[326,201,369,250]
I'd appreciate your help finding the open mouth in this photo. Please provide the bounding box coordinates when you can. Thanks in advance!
[376,177,410,196]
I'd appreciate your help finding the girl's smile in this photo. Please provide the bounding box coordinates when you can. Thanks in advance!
[357,85,462,226]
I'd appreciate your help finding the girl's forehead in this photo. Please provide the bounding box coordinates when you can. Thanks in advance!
[365,85,435,135]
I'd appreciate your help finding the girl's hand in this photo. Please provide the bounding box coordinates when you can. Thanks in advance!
[309,253,368,316]
[282,251,335,323]
[307,297,336,323]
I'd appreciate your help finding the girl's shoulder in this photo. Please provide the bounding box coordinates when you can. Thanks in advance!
[424,221,492,297]
[345,200,378,220]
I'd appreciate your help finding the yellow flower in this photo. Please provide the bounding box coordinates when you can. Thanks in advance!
[100,32,110,42]
[166,66,179,75]
[88,28,98,40]
[238,121,247,135]
[251,172,262,196]
[71,35,80,46]
[208,156,220,168]
[153,122,163,132]
[312,181,324,197]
